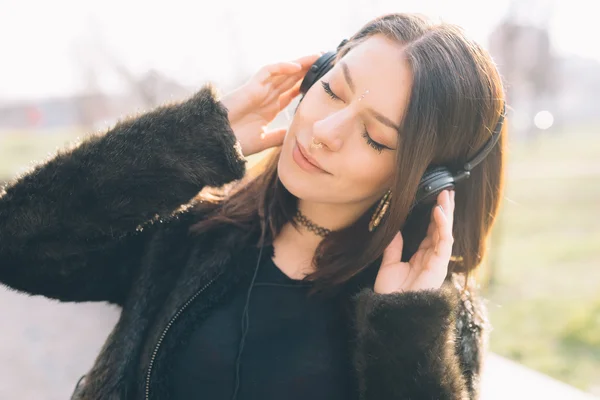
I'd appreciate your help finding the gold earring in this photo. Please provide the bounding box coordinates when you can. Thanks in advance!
[369,190,392,232]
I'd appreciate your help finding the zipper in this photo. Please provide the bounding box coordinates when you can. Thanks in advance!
[145,275,218,400]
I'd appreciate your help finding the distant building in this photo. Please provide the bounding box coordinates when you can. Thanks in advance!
[0,93,106,131]
[0,71,192,133]
[554,55,600,129]
[488,19,600,135]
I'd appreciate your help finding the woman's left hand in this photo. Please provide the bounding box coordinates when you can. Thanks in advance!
[374,190,455,294]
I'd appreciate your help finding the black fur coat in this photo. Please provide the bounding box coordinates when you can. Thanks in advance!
[0,85,488,400]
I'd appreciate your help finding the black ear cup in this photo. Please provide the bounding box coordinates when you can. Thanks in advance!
[299,51,336,95]
[415,166,456,204]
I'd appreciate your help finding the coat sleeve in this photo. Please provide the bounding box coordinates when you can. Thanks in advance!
[352,276,489,400]
[0,84,246,305]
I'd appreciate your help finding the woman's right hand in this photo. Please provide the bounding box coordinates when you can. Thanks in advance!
[221,54,321,157]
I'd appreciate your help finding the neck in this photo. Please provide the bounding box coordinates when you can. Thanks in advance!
[271,199,371,279]
[297,199,366,232]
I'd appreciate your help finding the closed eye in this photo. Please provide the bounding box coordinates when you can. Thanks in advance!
[321,81,341,101]
[321,80,391,154]
[362,131,386,153]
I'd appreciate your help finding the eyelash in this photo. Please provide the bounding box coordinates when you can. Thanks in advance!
[321,81,386,154]
[361,132,385,153]
[321,80,338,100]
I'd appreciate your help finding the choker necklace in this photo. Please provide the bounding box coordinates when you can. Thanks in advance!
[294,210,332,238]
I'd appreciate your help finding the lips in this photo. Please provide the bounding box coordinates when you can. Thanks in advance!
[297,140,327,171]
[292,139,330,174]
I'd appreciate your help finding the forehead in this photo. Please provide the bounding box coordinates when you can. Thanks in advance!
[335,35,412,124]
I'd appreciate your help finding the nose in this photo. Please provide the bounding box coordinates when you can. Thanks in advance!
[311,108,354,152]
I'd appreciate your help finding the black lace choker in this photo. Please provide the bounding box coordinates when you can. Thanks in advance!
[293,210,332,238]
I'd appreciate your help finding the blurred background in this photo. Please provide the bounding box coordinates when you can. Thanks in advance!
[1,0,599,399]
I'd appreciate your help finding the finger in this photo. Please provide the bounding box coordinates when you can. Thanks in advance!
[278,81,302,109]
[263,54,320,88]
[448,190,455,229]
[292,53,322,69]
[438,190,455,239]
[425,201,441,238]
[267,66,308,90]
[430,190,452,234]
[439,190,453,217]
[436,190,450,216]
[381,232,404,267]
[422,204,442,250]
[256,62,302,83]
[427,191,447,234]
[433,204,453,257]
[259,128,287,149]
[270,68,305,89]
[274,72,303,94]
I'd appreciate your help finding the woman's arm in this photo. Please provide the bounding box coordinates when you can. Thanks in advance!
[0,84,246,305]
[352,277,488,399]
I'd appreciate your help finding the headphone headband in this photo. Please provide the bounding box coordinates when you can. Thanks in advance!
[462,103,506,172]
[452,103,505,184]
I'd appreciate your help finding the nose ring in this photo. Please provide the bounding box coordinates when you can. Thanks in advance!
[310,137,323,149]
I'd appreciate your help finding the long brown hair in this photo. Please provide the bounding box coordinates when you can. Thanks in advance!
[191,13,507,293]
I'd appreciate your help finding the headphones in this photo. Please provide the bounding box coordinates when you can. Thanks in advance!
[299,39,506,206]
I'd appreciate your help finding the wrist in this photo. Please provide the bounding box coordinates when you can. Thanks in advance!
[220,88,246,125]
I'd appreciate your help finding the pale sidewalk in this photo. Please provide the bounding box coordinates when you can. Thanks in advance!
[481,354,599,400]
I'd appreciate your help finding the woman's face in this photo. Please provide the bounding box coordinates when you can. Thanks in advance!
[278,35,413,210]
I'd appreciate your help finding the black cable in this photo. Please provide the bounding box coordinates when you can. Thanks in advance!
[231,240,264,400]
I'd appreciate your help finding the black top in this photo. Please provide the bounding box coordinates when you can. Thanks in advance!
[168,249,357,400]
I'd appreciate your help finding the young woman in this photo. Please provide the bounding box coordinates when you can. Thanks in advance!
[0,13,505,400]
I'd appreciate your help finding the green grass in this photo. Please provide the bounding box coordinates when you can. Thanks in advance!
[0,129,83,180]
[1,126,599,394]
[483,130,600,394]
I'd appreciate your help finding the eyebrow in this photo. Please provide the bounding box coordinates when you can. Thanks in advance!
[341,62,356,93]
[369,110,401,131]
[340,61,401,132]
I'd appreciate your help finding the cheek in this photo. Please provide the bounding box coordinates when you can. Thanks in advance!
[276,118,314,197]
[295,86,328,123]
[282,95,315,146]
[338,151,395,196]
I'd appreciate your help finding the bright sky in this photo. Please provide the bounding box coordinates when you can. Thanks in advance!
[0,0,593,101]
